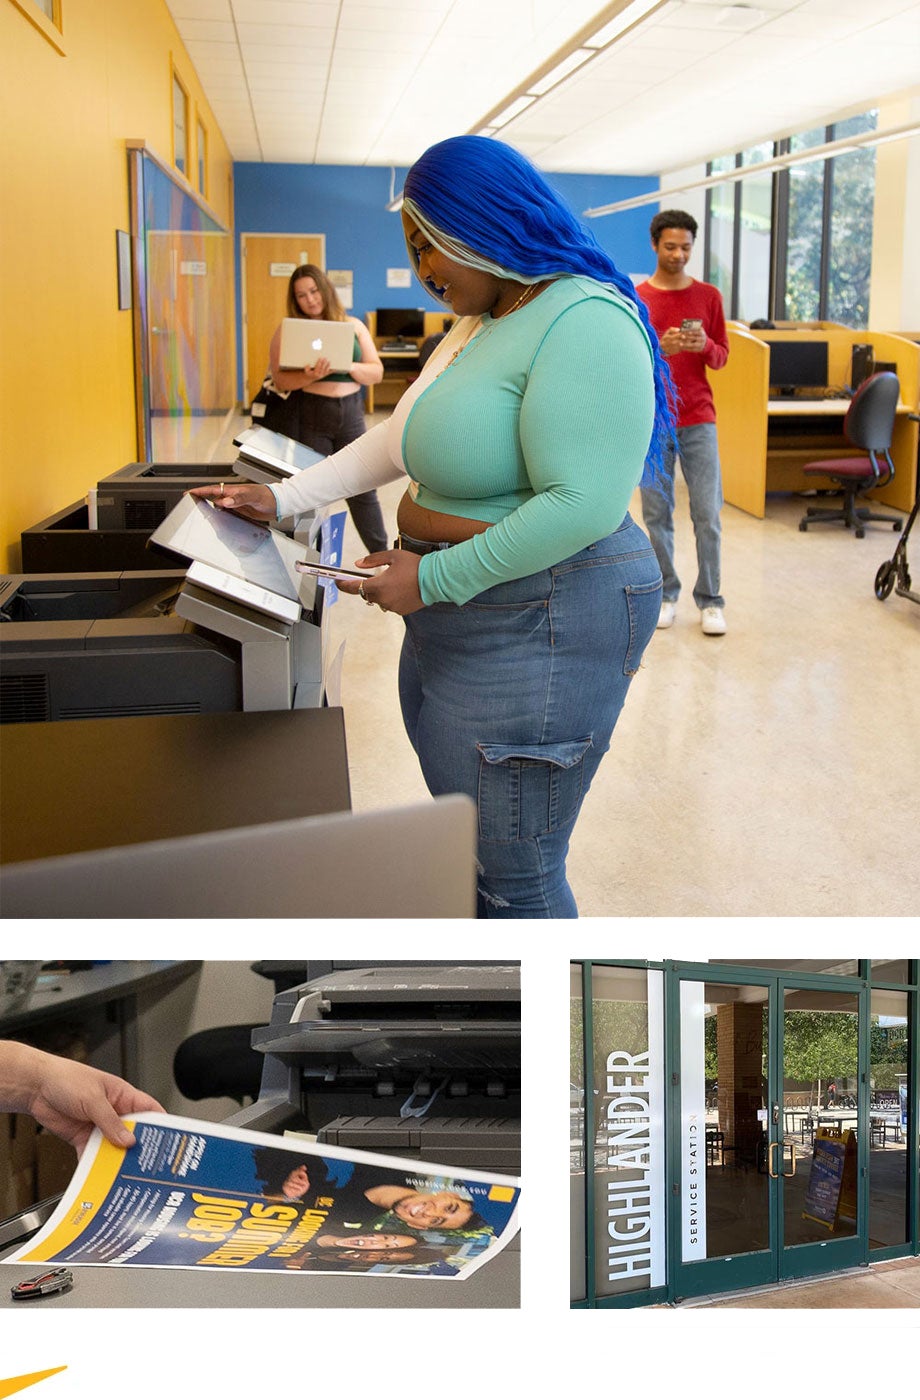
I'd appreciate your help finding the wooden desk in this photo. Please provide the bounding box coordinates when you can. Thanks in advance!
[713,325,920,518]
[365,311,454,413]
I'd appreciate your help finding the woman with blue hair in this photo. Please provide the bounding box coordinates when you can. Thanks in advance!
[194,136,672,918]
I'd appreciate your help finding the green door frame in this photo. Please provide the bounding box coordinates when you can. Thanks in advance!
[572,958,918,1310]
[665,962,868,1302]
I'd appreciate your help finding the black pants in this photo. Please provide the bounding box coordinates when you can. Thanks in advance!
[291,391,388,555]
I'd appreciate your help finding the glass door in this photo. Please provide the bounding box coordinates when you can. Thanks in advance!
[671,971,867,1300]
[777,981,863,1279]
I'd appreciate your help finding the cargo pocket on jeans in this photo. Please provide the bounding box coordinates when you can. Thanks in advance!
[624,578,663,675]
[476,738,593,841]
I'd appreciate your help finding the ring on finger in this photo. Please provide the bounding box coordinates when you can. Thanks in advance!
[358,582,367,600]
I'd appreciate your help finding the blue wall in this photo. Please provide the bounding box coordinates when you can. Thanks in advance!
[233,162,659,398]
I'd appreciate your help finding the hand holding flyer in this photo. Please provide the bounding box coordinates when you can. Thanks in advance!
[8,1114,520,1282]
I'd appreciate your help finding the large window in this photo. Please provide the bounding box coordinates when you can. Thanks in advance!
[705,111,877,328]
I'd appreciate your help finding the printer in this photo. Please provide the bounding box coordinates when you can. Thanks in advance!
[20,445,319,574]
[1,493,328,721]
[227,963,521,1176]
[0,962,520,1309]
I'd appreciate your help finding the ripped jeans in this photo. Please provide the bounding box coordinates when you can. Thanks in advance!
[397,515,662,918]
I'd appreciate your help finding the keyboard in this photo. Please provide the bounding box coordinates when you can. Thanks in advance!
[770,385,851,401]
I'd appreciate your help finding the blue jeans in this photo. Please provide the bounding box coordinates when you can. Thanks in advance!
[640,421,724,609]
[398,516,662,918]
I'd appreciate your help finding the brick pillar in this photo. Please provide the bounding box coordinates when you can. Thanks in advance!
[717,1003,765,1168]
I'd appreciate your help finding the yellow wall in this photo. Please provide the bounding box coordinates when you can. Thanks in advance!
[0,0,235,570]
[870,92,920,332]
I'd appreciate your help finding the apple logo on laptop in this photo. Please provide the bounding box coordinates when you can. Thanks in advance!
[312,338,323,351]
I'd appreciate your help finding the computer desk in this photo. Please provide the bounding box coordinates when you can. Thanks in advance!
[713,324,920,519]
[0,961,203,1094]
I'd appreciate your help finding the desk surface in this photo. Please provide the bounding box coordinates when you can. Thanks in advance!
[767,398,912,414]
[0,1241,519,1309]
[0,961,200,1038]
[0,708,350,865]
[767,397,852,414]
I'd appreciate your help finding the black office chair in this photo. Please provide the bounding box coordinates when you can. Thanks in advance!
[173,1025,264,1105]
[172,963,309,1105]
[798,371,903,538]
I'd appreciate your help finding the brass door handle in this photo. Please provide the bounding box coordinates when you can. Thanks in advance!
[768,1141,780,1178]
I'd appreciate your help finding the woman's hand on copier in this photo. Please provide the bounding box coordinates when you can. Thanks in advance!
[189,482,278,522]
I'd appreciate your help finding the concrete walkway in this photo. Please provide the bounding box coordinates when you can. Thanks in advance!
[677,1256,920,1309]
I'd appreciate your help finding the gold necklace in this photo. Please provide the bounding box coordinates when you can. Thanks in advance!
[441,282,544,371]
[495,281,540,318]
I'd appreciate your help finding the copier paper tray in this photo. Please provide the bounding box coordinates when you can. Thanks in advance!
[252,965,520,1073]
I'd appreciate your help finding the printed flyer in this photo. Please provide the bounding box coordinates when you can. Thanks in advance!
[8,1113,520,1281]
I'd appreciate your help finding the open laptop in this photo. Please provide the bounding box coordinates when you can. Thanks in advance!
[279,318,355,372]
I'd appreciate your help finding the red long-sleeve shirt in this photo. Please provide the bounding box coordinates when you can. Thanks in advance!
[637,280,729,427]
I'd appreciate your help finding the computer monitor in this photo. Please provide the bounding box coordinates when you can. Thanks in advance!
[768,340,829,394]
[375,307,425,339]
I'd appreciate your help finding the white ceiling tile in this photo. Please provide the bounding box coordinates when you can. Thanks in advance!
[164,0,920,172]
[231,1,340,23]
[337,5,446,34]
[170,17,235,42]
[183,51,247,76]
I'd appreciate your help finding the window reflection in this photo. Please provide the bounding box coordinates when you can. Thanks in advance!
[871,960,910,983]
[681,983,770,1261]
[715,960,858,976]
[782,990,859,1246]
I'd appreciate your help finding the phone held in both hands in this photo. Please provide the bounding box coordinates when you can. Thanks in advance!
[681,318,703,333]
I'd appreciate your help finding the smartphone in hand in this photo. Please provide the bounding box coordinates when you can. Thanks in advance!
[681,318,703,333]
[295,561,373,582]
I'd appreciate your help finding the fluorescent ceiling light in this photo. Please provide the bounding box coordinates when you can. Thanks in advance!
[528,48,595,96]
[491,95,538,128]
[469,0,670,138]
[585,0,670,48]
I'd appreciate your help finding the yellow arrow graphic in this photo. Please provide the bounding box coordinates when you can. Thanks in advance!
[0,1371,67,1398]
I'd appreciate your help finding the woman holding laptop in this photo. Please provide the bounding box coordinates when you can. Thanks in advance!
[267,263,388,555]
[195,137,672,918]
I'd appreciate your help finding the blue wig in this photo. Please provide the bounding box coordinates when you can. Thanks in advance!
[402,135,675,485]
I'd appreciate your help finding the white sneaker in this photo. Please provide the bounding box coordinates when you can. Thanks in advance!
[657,600,677,629]
[700,606,726,636]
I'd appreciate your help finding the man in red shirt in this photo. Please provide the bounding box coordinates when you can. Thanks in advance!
[638,210,729,635]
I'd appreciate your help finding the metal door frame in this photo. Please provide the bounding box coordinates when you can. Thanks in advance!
[666,963,868,1301]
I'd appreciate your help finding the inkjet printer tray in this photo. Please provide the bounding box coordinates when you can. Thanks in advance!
[247,965,520,1171]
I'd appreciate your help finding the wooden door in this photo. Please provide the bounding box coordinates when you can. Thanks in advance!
[241,233,325,407]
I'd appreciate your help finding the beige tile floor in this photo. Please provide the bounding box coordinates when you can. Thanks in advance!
[676,1254,920,1308]
[222,412,920,918]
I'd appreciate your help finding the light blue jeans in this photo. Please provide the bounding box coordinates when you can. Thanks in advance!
[398,516,662,918]
[640,421,724,609]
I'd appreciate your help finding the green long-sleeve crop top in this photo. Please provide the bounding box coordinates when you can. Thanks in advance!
[269,276,656,607]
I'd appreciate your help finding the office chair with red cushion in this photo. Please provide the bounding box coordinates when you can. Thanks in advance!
[799,371,902,538]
